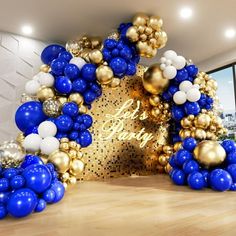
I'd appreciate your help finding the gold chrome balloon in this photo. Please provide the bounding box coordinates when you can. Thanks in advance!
[194,114,211,129]
[96,65,114,85]
[133,13,149,26]
[37,86,55,102]
[40,64,50,73]
[57,96,68,105]
[68,93,84,105]
[126,26,139,42]
[148,16,163,30]
[43,98,61,117]
[110,78,121,88]
[89,49,103,64]
[69,159,85,177]
[48,151,70,174]
[193,140,226,168]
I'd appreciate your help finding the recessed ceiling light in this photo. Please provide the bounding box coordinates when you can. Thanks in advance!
[180,7,193,19]
[225,28,236,39]
[21,25,33,35]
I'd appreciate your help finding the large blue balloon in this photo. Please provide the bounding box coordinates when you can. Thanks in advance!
[15,101,47,132]
[64,64,80,80]
[51,58,68,76]
[7,188,37,218]
[81,64,96,81]
[72,78,87,93]
[171,169,186,185]
[184,102,200,116]
[0,204,7,219]
[187,172,205,190]
[41,44,66,65]
[50,181,65,203]
[81,114,93,128]
[210,169,232,191]
[183,160,199,175]
[221,140,236,154]
[171,105,185,122]
[10,175,25,189]
[62,102,79,117]
[175,149,193,167]
[55,115,73,132]
[77,130,92,147]
[182,137,197,152]
[54,76,72,94]
[23,165,52,193]
[21,155,44,169]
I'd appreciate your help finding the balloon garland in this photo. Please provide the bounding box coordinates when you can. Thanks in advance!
[0,12,236,220]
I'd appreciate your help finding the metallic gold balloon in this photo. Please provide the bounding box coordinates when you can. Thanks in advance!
[149,95,160,106]
[16,133,25,146]
[48,151,70,174]
[158,154,169,166]
[148,16,163,30]
[57,96,68,105]
[174,142,182,152]
[110,78,121,88]
[194,128,206,140]
[193,140,226,168]
[68,93,84,105]
[126,26,139,42]
[89,49,103,64]
[69,159,85,177]
[37,86,55,102]
[79,105,88,114]
[194,114,211,129]
[43,98,61,117]
[164,163,172,174]
[143,64,169,94]
[40,64,50,73]
[69,176,77,184]
[133,13,149,26]
[96,65,114,85]
[181,117,192,128]
[21,93,35,103]
[136,41,149,57]
[90,36,103,49]
[156,31,168,49]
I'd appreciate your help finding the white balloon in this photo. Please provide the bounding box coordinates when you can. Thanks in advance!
[193,84,200,90]
[160,63,166,70]
[173,91,187,105]
[163,66,177,80]
[179,81,193,92]
[38,72,54,87]
[40,137,60,155]
[172,56,186,69]
[23,134,42,152]
[69,57,86,69]
[186,88,201,102]
[160,57,166,64]
[165,59,172,66]
[163,50,177,60]
[38,121,57,138]
[25,80,41,95]
[33,74,40,81]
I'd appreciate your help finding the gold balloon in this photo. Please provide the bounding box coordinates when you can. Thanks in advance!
[143,64,169,94]
[194,128,207,140]
[181,117,192,128]
[110,78,121,88]
[89,49,103,64]
[96,65,114,85]
[149,95,160,106]
[164,163,172,174]
[136,41,149,56]
[126,26,139,42]
[69,176,77,184]
[193,140,226,168]
[43,98,61,117]
[48,151,70,173]
[174,142,182,151]
[79,105,88,114]
[37,86,55,102]
[158,154,169,166]
[90,36,102,49]
[57,96,68,105]
[68,93,84,105]
[133,13,149,26]
[148,16,163,30]
[194,114,211,129]
[69,159,85,177]
[156,31,168,49]
[40,64,50,73]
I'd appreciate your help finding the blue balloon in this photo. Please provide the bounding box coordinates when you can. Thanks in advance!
[83,90,97,104]
[64,64,80,80]
[77,130,92,147]
[187,172,205,190]
[62,102,79,117]
[0,192,9,204]
[112,48,119,57]
[126,63,136,76]
[55,132,68,139]
[58,51,72,62]
[184,102,200,116]
[51,58,68,75]
[72,78,87,93]
[0,204,7,219]
[109,57,127,77]
[226,152,236,164]
[162,91,172,101]
[210,169,232,191]
[24,125,38,136]
[21,155,44,169]
[171,105,185,122]
[41,44,66,65]
[2,168,18,179]
[226,164,236,182]
[169,155,178,168]
[10,175,25,189]
[15,101,47,132]
[69,131,79,140]
[171,169,186,185]
[168,85,179,96]
[23,165,52,193]
[175,149,193,166]
[102,48,112,61]
[79,124,86,131]
[90,82,102,97]
[183,160,199,174]
[104,39,117,49]
[81,64,96,81]
[54,76,72,94]
[186,64,198,77]
[46,163,55,174]
[50,181,65,203]
[200,170,210,187]
[7,188,37,218]
[230,183,236,191]
[182,137,197,151]
[81,114,93,128]
[35,199,46,213]
[55,115,73,132]
[120,45,132,60]
[175,68,188,83]
[0,178,9,192]
[73,122,80,131]
[43,189,56,203]
[221,140,236,154]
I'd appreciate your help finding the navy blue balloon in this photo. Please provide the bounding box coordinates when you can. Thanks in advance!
[104,39,117,49]
[169,155,178,168]
[183,160,199,175]
[54,76,72,94]
[35,199,46,213]
[41,44,66,65]
[226,164,236,182]
[55,115,73,132]
[55,132,68,139]
[7,188,37,218]
[58,51,72,62]
[84,90,97,104]
[184,102,200,116]
[182,137,197,151]
[187,172,205,190]
[175,149,193,166]
[168,85,179,96]
[72,78,87,93]
[227,152,236,164]
[15,101,47,132]
[0,192,9,204]
[62,102,79,117]
[64,64,80,80]
[50,181,65,203]
[81,64,96,81]
[126,63,136,76]
[21,155,44,169]
[43,189,56,203]
[120,45,132,60]
[171,169,186,185]
[77,130,92,147]
[210,169,232,191]
[175,68,188,83]
[112,48,119,56]
[221,140,236,154]
[171,105,185,122]
[109,57,127,77]
[0,204,7,219]
[102,48,112,61]
[23,165,52,193]
[46,163,55,174]
[230,183,236,191]
[69,131,79,140]
[81,114,93,128]
[51,58,68,75]
[200,170,210,187]
[10,175,25,189]
[24,126,38,136]
[2,168,18,179]
[73,122,80,131]
[0,178,9,192]
[186,64,198,77]
[90,82,102,97]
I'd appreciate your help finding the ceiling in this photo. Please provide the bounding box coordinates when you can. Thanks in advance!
[0,0,236,64]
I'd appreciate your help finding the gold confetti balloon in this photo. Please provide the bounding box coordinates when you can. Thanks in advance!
[43,98,61,117]
[193,140,226,168]
[48,151,70,174]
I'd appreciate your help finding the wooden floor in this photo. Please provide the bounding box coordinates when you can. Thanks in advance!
[1,175,236,236]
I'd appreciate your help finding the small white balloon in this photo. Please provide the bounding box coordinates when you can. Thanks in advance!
[38,121,57,138]
[163,65,177,80]
[179,81,193,92]
[172,56,186,69]
[33,74,40,81]
[25,80,41,95]
[166,59,172,66]
[160,63,166,70]
[160,57,166,64]
[193,84,200,89]
[163,50,177,60]
[38,72,54,87]
[173,91,187,105]
[69,57,86,69]
[186,88,201,102]
[23,134,42,152]
[40,136,60,155]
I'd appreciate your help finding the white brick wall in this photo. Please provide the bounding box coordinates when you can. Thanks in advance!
[0,32,48,142]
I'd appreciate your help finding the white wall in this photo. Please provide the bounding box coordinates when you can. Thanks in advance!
[0,32,47,142]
